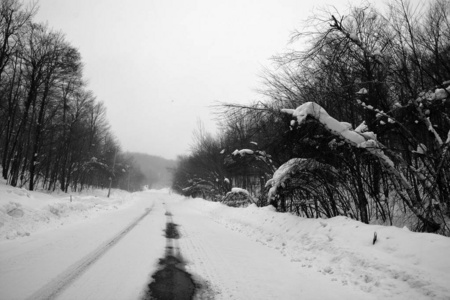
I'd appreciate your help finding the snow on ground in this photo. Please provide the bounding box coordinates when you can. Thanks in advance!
[0,179,132,241]
[168,198,373,300]
[176,198,450,300]
[1,179,449,300]
[0,180,166,300]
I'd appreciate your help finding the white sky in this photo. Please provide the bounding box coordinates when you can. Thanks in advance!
[31,0,356,160]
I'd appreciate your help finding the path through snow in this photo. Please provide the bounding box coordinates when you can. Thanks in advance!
[1,185,450,299]
[168,198,373,299]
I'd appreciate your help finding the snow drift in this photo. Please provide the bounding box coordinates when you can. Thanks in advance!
[183,197,450,299]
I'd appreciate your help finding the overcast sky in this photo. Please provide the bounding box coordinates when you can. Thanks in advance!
[31,0,356,160]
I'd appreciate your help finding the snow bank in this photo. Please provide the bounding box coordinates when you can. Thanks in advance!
[182,197,450,300]
[0,181,133,241]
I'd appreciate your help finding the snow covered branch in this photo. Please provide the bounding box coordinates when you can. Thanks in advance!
[266,158,336,200]
[282,102,441,231]
[222,187,256,207]
[282,102,374,146]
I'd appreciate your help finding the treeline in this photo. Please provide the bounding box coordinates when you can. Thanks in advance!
[0,0,146,192]
[173,0,450,235]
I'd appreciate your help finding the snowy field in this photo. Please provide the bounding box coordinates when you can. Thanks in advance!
[1,180,450,299]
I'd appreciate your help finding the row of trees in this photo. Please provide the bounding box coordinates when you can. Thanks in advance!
[0,0,145,192]
[172,0,450,235]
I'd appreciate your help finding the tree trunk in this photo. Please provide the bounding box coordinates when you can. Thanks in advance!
[29,78,51,190]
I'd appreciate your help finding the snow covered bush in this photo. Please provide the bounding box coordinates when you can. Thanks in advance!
[265,158,340,214]
[281,101,449,234]
[258,1,450,235]
[222,187,256,207]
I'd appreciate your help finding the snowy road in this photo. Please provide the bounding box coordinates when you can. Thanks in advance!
[1,189,449,299]
[0,192,166,300]
[166,198,374,300]
[27,204,159,300]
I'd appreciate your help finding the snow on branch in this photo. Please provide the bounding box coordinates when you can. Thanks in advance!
[232,149,254,156]
[282,103,447,231]
[222,187,257,207]
[229,187,252,198]
[282,102,412,190]
[281,102,367,145]
[266,158,335,200]
[230,148,276,172]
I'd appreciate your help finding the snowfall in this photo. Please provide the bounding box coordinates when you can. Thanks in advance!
[1,179,450,299]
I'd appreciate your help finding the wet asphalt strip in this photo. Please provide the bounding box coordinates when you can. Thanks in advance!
[143,209,197,300]
[25,205,155,300]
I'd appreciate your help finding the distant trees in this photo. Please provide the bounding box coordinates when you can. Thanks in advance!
[172,123,229,199]
[127,152,175,189]
[172,0,450,235]
[0,0,145,192]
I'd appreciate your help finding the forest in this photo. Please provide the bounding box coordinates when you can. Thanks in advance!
[0,0,147,193]
[172,0,450,235]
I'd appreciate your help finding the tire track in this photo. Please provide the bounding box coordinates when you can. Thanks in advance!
[25,205,155,300]
[177,217,239,299]
[178,226,225,300]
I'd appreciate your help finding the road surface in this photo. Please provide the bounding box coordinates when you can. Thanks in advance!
[0,191,372,300]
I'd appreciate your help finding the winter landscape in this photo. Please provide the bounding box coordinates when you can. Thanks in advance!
[2,0,450,299]
[1,180,450,300]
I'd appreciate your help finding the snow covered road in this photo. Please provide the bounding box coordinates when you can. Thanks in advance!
[167,198,374,300]
[1,187,450,299]
[28,204,163,300]
[0,191,166,300]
